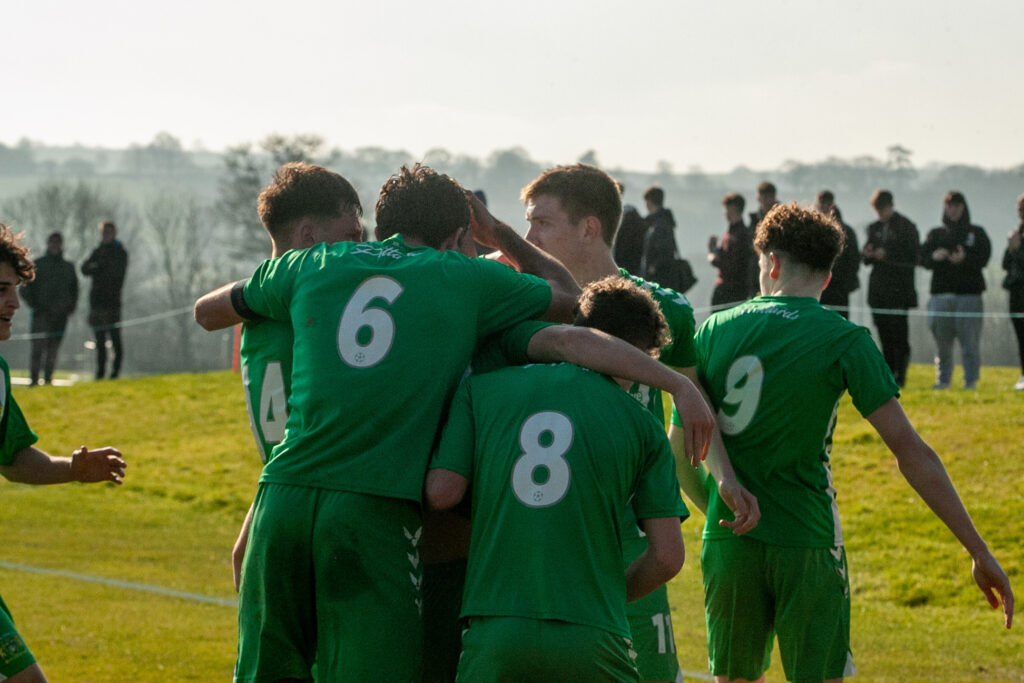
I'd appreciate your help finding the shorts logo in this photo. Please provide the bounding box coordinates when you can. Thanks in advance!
[0,631,27,664]
[404,525,424,614]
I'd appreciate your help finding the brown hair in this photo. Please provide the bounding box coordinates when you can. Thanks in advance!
[722,192,746,212]
[521,164,623,247]
[574,275,670,353]
[375,163,469,249]
[754,203,844,272]
[257,162,362,242]
[0,223,35,282]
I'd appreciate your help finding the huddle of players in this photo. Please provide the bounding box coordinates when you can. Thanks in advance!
[195,162,1013,683]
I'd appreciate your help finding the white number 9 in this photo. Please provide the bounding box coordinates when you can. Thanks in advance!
[718,355,764,435]
[337,276,403,368]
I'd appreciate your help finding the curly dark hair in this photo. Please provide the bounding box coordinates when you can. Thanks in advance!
[374,164,469,249]
[257,162,362,242]
[754,203,844,272]
[521,164,623,247]
[574,275,670,354]
[0,223,35,282]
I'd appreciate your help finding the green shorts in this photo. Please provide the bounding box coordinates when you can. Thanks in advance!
[626,584,682,682]
[0,593,36,680]
[701,536,855,682]
[235,483,423,683]
[456,616,639,683]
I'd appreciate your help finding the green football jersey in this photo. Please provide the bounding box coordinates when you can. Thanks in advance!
[693,296,898,547]
[241,235,552,502]
[0,355,38,465]
[239,319,293,463]
[431,363,688,638]
[617,269,696,564]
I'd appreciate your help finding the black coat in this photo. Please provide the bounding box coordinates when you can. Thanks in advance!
[864,212,919,309]
[81,241,128,310]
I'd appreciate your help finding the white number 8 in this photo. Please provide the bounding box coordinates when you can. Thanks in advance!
[337,276,403,368]
[511,411,573,508]
[718,355,764,435]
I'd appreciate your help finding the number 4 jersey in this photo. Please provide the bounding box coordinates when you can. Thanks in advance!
[430,362,688,638]
[239,235,552,502]
[694,296,898,548]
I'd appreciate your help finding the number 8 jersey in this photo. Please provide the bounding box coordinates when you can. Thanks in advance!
[694,296,898,548]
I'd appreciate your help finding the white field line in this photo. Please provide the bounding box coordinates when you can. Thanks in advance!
[0,560,235,607]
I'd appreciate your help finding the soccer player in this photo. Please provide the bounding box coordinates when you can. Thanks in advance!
[0,223,126,683]
[425,277,689,682]
[689,203,1013,683]
[511,163,753,682]
[194,163,583,682]
[229,162,364,591]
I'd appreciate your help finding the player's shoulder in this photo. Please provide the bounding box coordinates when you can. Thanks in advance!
[617,268,692,313]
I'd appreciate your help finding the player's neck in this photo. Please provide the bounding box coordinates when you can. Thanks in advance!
[572,250,620,287]
[764,278,825,299]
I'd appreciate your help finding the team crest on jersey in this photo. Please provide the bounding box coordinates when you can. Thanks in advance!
[0,631,27,664]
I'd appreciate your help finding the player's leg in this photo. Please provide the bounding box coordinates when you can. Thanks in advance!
[0,595,44,682]
[234,483,317,683]
[770,544,854,683]
[312,491,422,682]
[93,326,107,379]
[457,616,639,683]
[421,558,467,683]
[928,294,957,388]
[955,294,983,388]
[108,325,123,378]
[871,311,898,383]
[626,584,682,682]
[701,536,773,682]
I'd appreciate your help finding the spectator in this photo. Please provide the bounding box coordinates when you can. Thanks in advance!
[707,192,754,308]
[863,190,919,387]
[1003,193,1024,390]
[613,203,646,275]
[20,232,77,385]
[919,191,991,390]
[816,190,860,319]
[81,221,128,380]
[640,185,678,283]
[748,180,778,229]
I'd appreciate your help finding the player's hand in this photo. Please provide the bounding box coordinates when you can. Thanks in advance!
[971,550,1014,629]
[465,189,500,249]
[873,246,887,260]
[931,247,950,262]
[670,380,713,466]
[949,244,967,264]
[70,445,126,484]
[716,479,760,535]
[232,535,247,593]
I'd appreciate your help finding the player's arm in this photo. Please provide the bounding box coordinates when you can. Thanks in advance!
[668,365,715,466]
[466,191,580,323]
[867,397,1014,628]
[194,280,255,331]
[625,516,684,602]
[232,502,255,593]
[0,445,125,485]
[424,469,469,511]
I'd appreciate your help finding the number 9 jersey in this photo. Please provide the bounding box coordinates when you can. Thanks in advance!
[693,296,898,548]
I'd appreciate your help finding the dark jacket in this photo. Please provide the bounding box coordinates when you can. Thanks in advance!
[81,241,128,311]
[1002,226,1024,293]
[919,215,990,295]
[821,212,860,304]
[613,205,646,275]
[710,220,755,304]
[21,254,78,321]
[641,207,678,281]
[864,211,919,309]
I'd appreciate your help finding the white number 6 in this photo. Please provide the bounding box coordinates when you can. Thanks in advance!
[337,276,403,368]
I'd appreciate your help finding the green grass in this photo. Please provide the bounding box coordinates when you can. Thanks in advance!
[2,366,1022,681]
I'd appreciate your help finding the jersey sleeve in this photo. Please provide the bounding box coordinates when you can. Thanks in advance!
[658,296,697,368]
[632,416,689,522]
[0,393,39,465]
[429,379,476,478]
[840,327,900,417]
[469,259,552,336]
[241,250,304,322]
[472,320,554,374]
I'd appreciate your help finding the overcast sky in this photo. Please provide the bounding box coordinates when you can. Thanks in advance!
[3,0,1022,172]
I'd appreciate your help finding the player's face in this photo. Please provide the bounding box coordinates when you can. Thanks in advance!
[944,202,965,223]
[724,205,743,224]
[874,205,894,221]
[0,262,21,341]
[757,193,775,213]
[315,211,364,245]
[525,194,585,270]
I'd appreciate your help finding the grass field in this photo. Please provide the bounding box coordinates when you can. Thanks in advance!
[2,365,1021,682]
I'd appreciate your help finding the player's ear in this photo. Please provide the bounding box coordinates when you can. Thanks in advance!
[769,252,782,279]
[297,219,316,248]
[582,216,602,243]
[821,271,833,292]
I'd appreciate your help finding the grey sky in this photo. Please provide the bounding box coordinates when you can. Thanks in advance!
[3,0,1022,172]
